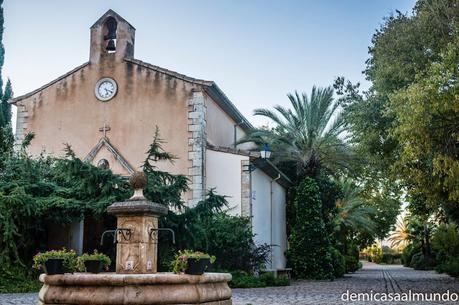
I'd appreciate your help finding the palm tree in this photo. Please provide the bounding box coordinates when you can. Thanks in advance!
[388,217,410,250]
[334,178,376,237]
[242,86,352,176]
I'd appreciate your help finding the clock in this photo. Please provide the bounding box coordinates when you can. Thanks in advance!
[95,77,117,101]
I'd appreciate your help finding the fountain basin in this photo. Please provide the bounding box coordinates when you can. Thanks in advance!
[38,272,232,305]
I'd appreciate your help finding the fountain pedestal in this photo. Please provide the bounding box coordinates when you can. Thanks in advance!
[106,199,168,274]
[38,173,232,305]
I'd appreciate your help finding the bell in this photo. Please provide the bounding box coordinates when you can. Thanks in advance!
[104,31,117,40]
[106,39,116,52]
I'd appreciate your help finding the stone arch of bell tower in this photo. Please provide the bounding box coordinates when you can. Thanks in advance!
[89,9,136,64]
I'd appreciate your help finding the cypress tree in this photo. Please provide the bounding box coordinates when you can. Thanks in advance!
[287,177,334,279]
[0,0,13,154]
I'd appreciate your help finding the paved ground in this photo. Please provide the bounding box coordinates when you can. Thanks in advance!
[1,262,458,305]
[233,262,459,305]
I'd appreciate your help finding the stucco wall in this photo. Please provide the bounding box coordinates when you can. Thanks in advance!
[271,181,287,269]
[15,59,196,178]
[205,149,249,216]
[206,97,247,148]
[251,168,287,270]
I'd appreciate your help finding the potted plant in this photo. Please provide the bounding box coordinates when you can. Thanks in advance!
[33,248,78,275]
[77,250,111,273]
[172,250,216,275]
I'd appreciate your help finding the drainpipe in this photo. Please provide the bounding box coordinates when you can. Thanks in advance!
[270,174,281,270]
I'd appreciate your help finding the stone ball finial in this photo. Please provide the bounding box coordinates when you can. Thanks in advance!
[129,171,148,190]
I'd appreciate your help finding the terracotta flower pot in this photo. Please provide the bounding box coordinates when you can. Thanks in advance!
[84,260,104,273]
[44,258,65,275]
[185,258,210,275]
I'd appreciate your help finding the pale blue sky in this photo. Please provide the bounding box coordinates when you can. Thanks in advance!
[5,0,416,127]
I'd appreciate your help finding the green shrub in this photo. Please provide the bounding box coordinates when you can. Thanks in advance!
[230,271,265,288]
[259,272,290,286]
[345,255,360,273]
[32,248,78,273]
[0,264,41,293]
[364,244,383,263]
[410,252,435,270]
[76,250,111,272]
[229,271,289,288]
[402,244,419,267]
[286,178,334,280]
[381,253,402,264]
[171,250,216,273]
[331,247,345,278]
[432,224,459,268]
[440,258,459,277]
[159,192,270,273]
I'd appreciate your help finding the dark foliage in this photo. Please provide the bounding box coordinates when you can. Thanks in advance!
[229,271,289,288]
[159,190,270,273]
[344,255,360,273]
[331,247,345,278]
[287,177,334,279]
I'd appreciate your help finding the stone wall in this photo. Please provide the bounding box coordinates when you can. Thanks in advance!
[187,89,207,206]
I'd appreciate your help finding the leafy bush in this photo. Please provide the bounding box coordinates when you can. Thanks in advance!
[32,248,78,273]
[171,250,216,273]
[0,264,41,293]
[440,258,459,278]
[402,244,419,267]
[410,252,435,270]
[381,253,401,264]
[259,272,290,287]
[205,214,270,272]
[76,250,111,272]
[345,255,360,273]
[364,244,383,263]
[331,247,345,278]
[287,178,334,280]
[229,271,289,288]
[381,246,401,264]
[230,271,265,288]
[0,146,130,267]
[432,224,459,268]
[0,130,267,281]
[159,191,270,273]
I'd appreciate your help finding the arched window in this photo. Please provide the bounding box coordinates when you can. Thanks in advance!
[103,17,117,53]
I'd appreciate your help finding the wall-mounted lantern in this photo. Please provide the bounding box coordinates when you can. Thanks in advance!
[260,143,272,159]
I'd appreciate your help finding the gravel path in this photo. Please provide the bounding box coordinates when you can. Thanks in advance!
[1,262,458,305]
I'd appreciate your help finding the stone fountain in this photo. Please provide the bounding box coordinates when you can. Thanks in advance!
[38,172,232,305]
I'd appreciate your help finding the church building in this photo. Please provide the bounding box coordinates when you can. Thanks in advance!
[11,10,291,272]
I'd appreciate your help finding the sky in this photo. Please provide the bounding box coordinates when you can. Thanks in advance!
[5,0,416,128]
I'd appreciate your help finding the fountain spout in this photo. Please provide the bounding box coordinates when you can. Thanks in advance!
[149,228,176,244]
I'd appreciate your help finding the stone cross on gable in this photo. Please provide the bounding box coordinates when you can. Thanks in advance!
[99,123,111,138]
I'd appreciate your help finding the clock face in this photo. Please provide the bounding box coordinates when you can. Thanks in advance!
[95,78,117,101]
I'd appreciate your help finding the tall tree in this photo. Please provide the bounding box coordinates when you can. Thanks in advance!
[334,179,376,239]
[0,0,13,154]
[337,0,458,222]
[390,37,459,222]
[241,86,353,178]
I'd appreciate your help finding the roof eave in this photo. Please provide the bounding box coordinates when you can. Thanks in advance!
[10,62,90,104]
[91,9,136,30]
[204,83,254,132]
[252,158,293,188]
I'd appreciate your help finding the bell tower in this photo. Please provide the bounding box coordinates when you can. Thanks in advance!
[89,9,135,64]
